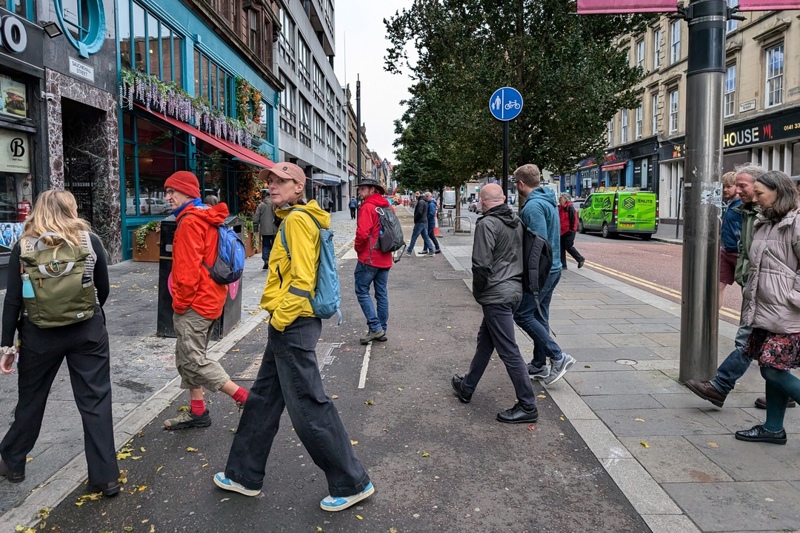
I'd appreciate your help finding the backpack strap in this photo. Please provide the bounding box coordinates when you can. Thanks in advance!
[280,208,321,301]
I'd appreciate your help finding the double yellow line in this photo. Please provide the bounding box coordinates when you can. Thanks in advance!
[581,260,741,322]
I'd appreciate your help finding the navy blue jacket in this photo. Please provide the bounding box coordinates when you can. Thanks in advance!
[721,197,743,253]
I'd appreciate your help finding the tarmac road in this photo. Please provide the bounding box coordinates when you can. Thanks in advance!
[36,215,649,533]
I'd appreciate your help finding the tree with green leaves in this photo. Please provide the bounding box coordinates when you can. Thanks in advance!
[386,0,653,192]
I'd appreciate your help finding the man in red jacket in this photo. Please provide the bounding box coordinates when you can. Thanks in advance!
[162,171,249,430]
[354,178,393,345]
[558,193,585,269]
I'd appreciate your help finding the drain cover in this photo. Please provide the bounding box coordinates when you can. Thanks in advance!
[615,359,638,365]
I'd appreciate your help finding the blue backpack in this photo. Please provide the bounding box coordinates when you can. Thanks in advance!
[180,213,246,284]
[280,208,342,323]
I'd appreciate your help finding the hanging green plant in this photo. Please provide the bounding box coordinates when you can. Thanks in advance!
[241,219,259,250]
[235,77,262,124]
[134,220,161,252]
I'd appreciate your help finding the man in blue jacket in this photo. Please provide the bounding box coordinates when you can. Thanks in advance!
[425,192,441,254]
[718,171,741,309]
[512,164,575,385]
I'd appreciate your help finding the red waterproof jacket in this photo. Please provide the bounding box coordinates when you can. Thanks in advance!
[355,193,394,269]
[172,202,229,319]
[558,202,578,235]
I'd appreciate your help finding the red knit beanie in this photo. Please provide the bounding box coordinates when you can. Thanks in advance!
[164,171,201,198]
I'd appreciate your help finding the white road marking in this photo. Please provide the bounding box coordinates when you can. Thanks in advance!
[358,343,372,389]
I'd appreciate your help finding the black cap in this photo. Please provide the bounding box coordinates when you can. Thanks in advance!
[357,179,385,195]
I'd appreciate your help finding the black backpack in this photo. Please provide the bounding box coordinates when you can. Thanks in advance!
[522,226,553,295]
[375,206,406,255]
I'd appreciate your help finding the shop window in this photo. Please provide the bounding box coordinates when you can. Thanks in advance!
[765,43,783,108]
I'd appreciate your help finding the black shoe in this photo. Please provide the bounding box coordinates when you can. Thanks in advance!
[88,480,121,497]
[0,460,24,483]
[262,262,269,270]
[435,249,441,254]
[735,424,787,445]
[754,396,797,409]
[577,259,585,268]
[451,374,472,403]
[496,403,539,424]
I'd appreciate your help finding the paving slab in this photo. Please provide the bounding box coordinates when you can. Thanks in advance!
[572,308,645,319]
[611,323,680,334]
[561,346,663,362]
[601,333,669,348]
[545,333,615,349]
[685,435,800,482]
[604,458,683,515]
[619,436,734,483]
[566,370,686,396]
[594,408,729,437]
[644,332,681,347]
[583,394,665,411]
[663,481,800,532]
[641,514,701,533]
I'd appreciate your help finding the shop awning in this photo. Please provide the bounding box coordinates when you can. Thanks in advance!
[312,173,343,186]
[601,161,627,172]
[135,104,274,169]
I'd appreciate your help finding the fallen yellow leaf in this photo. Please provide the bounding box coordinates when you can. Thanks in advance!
[142,519,149,523]
[421,451,430,457]
[74,501,84,507]
[156,466,163,473]
[707,441,719,448]
[139,485,147,491]
[356,515,363,520]
[397,387,403,391]
[331,395,339,399]
[25,457,32,463]
[178,405,189,412]
[640,441,649,448]
[202,463,208,468]
[186,447,198,452]
[364,400,375,405]
[634,418,645,422]
[536,394,546,399]
[117,452,131,460]
[350,440,358,445]
[140,447,146,452]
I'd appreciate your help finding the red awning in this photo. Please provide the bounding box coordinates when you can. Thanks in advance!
[577,0,677,14]
[135,104,274,169]
[602,161,627,172]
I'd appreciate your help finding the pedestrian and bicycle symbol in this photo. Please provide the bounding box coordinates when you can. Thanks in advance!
[489,87,524,121]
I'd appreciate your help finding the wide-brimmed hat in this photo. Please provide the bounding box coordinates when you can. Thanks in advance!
[357,179,385,195]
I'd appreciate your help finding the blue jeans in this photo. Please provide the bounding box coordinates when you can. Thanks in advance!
[407,221,433,254]
[426,217,440,252]
[462,302,537,410]
[354,262,389,333]
[710,323,753,396]
[514,269,562,369]
[225,318,371,495]
[261,235,275,264]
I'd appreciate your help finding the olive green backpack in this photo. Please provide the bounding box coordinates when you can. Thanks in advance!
[19,231,97,328]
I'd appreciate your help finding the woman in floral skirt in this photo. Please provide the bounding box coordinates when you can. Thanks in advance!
[736,170,800,445]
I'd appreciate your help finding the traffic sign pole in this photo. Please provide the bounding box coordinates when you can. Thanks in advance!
[502,122,509,199]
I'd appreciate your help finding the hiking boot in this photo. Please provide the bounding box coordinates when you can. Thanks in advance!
[360,329,385,345]
[163,409,212,430]
[88,480,120,497]
[754,396,797,409]
[451,374,472,403]
[528,363,549,381]
[320,482,375,512]
[214,472,260,496]
[685,379,726,408]
[496,403,539,424]
[0,460,24,483]
[544,354,576,385]
[735,425,787,445]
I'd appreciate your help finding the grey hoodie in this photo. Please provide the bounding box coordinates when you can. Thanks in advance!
[472,204,524,305]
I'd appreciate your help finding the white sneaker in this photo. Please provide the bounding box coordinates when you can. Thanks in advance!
[320,482,375,511]
[213,472,260,497]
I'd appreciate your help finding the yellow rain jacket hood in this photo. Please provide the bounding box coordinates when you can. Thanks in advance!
[261,200,330,331]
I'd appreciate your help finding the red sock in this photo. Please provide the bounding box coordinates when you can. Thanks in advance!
[190,399,205,416]
[232,387,249,404]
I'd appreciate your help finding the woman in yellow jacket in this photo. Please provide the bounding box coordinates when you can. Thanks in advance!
[213,163,374,511]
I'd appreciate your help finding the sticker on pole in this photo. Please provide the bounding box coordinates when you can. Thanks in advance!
[489,87,523,121]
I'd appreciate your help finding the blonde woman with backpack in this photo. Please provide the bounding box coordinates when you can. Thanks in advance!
[0,190,120,497]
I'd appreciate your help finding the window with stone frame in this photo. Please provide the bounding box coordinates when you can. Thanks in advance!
[765,42,783,108]
[724,63,736,117]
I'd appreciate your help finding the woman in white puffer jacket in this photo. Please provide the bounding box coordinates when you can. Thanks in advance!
[737,170,800,445]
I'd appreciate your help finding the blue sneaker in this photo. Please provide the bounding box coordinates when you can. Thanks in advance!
[320,482,375,512]
[213,472,260,497]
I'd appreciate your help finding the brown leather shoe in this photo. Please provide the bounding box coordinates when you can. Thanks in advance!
[754,396,797,409]
[685,379,726,407]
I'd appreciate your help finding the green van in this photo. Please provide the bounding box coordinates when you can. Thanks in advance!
[578,189,658,240]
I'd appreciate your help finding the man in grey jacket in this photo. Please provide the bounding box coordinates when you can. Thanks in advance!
[252,185,278,270]
[451,184,538,424]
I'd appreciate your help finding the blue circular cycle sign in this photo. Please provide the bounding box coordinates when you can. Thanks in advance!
[489,87,523,121]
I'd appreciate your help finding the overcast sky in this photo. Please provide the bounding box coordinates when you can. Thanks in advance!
[333,1,414,164]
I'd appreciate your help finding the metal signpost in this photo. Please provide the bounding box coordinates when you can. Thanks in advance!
[489,87,523,198]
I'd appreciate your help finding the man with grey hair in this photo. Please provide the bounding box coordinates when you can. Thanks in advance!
[451,183,539,424]
[686,164,793,410]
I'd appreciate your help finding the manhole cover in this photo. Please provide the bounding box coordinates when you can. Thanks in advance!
[615,359,638,365]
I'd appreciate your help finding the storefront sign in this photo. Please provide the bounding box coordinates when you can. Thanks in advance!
[68,57,95,82]
[0,74,26,118]
[0,8,43,76]
[739,100,756,113]
[0,128,30,172]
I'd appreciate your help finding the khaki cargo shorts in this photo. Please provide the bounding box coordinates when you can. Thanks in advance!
[173,308,230,391]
